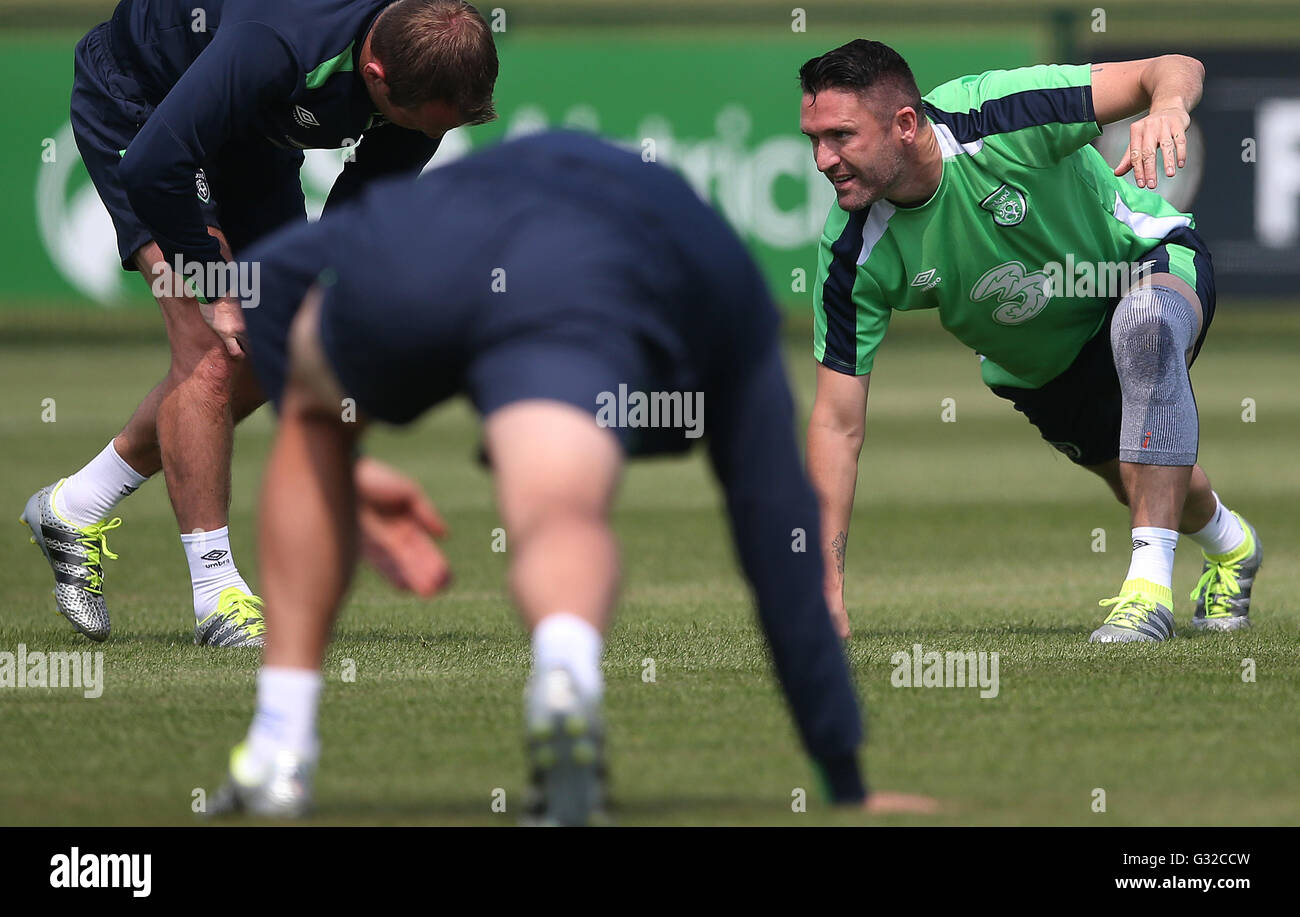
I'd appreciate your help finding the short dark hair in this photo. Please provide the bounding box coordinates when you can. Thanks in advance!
[371,0,499,124]
[799,39,922,120]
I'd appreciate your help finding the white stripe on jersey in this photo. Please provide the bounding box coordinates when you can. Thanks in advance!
[857,201,897,266]
[931,121,985,159]
[1111,191,1192,240]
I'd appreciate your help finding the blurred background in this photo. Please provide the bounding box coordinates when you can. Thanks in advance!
[1,0,1297,314]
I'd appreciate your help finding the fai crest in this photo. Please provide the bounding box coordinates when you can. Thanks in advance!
[980,183,1027,227]
[194,169,210,204]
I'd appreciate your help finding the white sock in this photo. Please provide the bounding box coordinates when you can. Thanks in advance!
[532,613,603,702]
[1186,494,1246,557]
[53,441,147,527]
[1125,526,1179,591]
[246,667,322,769]
[180,526,250,619]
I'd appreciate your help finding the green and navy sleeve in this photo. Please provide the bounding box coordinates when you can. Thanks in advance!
[923,64,1100,167]
[322,125,441,215]
[812,209,891,376]
[119,21,298,290]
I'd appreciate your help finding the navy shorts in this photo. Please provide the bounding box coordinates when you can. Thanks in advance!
[242,147,770,457]
[70,22,306,270]
[991,226,1216,466]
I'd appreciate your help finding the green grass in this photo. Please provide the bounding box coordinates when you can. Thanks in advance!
[1,306,1298,826]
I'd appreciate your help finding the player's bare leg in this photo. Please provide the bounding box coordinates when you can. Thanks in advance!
[22,232,265,643]
[1089,272,1258,640]
[483,400,622,825]
[212,290,449,816]
[210,363,349,813]
[1086,460,1215,532]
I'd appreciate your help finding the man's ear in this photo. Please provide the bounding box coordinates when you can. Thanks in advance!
[896,106,919,141]
[361,60,389,95]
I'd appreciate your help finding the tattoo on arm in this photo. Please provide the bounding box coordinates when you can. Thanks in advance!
[830,531,847,576]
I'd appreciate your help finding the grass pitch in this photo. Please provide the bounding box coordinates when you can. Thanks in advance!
[1,306,1297,826]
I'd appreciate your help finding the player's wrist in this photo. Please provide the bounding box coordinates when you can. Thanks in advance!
[814,752,867,805]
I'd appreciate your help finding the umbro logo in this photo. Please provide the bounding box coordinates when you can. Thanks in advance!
[292,105,320,129]
[911,268,941,291]
[1132,539,1149,550]
[200,550,228,562]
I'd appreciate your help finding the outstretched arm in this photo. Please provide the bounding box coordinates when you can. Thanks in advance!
[1091,55,1205,188]
[806,364,870,639]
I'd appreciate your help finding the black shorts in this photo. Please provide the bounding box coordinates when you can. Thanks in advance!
[990,226,1216,466]
[70,22,306,270]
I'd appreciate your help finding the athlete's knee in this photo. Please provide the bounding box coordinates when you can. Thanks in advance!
[505,507,615,587]
[171,345,240,404]
[1111,286,1201,466]
[1110,285,1198,382]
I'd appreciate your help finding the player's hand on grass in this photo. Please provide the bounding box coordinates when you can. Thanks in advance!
[1114,105,1191,189]
[355,457,452,597]
[200,296,248,358]
[863,791,942,815]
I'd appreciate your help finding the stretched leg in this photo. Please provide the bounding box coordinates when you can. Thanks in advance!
[484,399,622,826]
[214,289,354,816]
[1084,459,1216,532]
[1092,274,1204,642]
[25,233,265,642]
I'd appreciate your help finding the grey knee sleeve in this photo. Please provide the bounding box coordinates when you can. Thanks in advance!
[1110,285,1200,466]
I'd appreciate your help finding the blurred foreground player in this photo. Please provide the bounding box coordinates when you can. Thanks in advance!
[209,131,936,823]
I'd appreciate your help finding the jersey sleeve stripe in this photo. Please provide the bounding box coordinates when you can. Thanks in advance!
[923,83,1096,144]
[819,206,870,372]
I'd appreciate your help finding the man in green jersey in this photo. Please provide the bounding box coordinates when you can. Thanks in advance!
[802,40,1261,643]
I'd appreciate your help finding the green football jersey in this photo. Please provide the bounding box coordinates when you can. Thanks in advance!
[812,63,1197,389]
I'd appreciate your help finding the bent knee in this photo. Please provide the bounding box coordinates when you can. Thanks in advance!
[1110,286,1198,362]
[170,345,240,398]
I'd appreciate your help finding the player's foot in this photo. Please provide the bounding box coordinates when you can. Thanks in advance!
[20,482,120,642]
[207,742,314,818]
[1090,581,1176,643]
[522,668,608,826]
[194,587,266,647]
[1191,513,1261,633]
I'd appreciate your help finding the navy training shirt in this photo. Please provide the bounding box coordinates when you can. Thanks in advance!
[108,0,442,281]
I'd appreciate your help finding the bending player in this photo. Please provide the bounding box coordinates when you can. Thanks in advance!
[209,130,937,823]
[22,0,497,646]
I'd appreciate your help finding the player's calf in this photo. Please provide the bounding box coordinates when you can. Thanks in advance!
[1092,283,1203,643]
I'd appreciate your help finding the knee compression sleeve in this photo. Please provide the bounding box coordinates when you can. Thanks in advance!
[1110,285,1200,466]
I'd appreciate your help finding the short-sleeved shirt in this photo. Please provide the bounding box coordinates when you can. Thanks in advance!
[812,64,1198,389]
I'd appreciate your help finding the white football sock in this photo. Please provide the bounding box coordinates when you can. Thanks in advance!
[53,440,148,527]
[180,526,251,619]
[532,613,603,702]
[247,667,322,768]
[1186,493,1246,557]
[1125,526,1179,591]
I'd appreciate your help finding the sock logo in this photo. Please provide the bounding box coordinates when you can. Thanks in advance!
[1132,539,1150,550]
[200,550,229,563]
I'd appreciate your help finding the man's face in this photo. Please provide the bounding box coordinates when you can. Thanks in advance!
[364,69,466,140]
[800,88,908,211]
